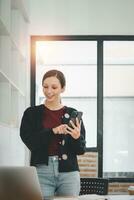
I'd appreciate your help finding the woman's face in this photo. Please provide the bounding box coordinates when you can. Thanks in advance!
[42,76,65,103]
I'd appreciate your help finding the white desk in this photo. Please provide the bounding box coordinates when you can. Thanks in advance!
[53,195,134,200]
[78,194,134,200]
[108,195,134,200]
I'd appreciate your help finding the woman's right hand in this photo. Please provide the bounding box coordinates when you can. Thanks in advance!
[52,124,68,135]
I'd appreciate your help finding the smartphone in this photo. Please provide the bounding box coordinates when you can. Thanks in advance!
[68,111,83,128]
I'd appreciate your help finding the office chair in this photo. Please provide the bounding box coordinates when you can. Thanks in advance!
[80,178,109,195]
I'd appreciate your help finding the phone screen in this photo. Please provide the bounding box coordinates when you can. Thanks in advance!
[68,111,83,128]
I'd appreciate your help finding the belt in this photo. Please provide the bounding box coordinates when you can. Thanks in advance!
[49,155,58,161]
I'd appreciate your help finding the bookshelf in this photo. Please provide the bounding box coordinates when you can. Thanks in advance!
[0,0,30,165]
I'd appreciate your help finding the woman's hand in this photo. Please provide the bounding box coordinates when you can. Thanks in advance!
[65,118,81,139]
[52,124,68,135]
[52,118,81,139]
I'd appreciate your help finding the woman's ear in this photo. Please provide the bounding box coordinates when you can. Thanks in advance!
[61,86,65,93]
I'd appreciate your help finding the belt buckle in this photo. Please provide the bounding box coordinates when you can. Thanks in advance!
[53,156,57,161]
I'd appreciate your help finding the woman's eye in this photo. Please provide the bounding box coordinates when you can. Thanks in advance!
[43,86,57,89]
[43,86,48,89]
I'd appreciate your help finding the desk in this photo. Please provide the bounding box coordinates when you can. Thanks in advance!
[79,195,134,200]
[108,195,134,200]
[52,195,134,200]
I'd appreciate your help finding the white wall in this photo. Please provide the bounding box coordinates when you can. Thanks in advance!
[30,0,134,35]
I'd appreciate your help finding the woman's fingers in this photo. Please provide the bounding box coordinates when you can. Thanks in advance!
[76,117,80,128]
[66,121,81,139]
[53,119,81,138]
[53,124,68,134]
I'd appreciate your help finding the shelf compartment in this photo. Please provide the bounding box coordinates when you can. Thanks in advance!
[0,82,11,124]
[11,8,28,58]
[0,16,9,35]
[10,86,19,127]
[0,0,11,34]
[0,35,11,78]
[11,0,30,22]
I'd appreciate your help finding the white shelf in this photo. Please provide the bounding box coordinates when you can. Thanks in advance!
[11,86,19,127]
[0,0,11,33]
[0,73,25,127]
[0,16,9,35]
[0,0,29,127]
[0,0,30,165]
[0,70,9,82]
[0,82,11,124]
[11,0,30,22]
[0,36,11,77]
[0,70,25,96]
[11,9,27,58]
[0,126,11,165]
[0,126,26,165]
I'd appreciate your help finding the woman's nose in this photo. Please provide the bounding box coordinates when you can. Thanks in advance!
[47,87,52,93]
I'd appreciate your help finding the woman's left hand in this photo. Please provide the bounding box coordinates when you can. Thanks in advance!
[65,118,81,139]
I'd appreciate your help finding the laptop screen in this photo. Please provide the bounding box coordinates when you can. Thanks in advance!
[0,166,43,200]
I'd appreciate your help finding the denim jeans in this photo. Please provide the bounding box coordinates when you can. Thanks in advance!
[36,156,80,198]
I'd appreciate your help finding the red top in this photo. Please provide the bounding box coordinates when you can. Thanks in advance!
[42,106,65,155]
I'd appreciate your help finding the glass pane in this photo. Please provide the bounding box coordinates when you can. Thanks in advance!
[36,41,97,147]
[103,41,134,178]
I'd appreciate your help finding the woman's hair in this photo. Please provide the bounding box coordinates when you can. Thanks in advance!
[42,69,66,88]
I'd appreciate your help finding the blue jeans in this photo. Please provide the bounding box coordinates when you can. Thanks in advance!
[36,156,80,198]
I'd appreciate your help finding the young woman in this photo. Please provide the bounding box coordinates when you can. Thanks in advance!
[20,69,86,198]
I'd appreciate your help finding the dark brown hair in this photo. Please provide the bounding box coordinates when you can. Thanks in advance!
[42,69,66,88]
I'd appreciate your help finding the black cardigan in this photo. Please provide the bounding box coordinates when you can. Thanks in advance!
[20,105,86,172]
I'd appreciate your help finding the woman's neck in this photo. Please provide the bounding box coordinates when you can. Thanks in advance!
[44,100,64,110]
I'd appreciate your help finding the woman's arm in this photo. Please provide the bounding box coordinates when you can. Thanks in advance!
[20,107,54,151]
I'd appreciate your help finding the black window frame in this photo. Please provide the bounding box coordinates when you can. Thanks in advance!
[31,35,134,182]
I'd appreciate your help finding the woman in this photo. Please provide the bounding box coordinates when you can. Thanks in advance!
[20,69,86,198]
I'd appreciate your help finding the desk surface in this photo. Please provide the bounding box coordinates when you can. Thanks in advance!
[52,195,134,200]
[108,195,134,200]
[79,195,134,200]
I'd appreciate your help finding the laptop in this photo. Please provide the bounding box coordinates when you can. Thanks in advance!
[0,166,43,200]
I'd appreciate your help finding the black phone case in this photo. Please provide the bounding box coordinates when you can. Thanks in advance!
[68,111,83,128]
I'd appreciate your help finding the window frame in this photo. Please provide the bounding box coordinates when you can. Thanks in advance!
[31,35,134,182]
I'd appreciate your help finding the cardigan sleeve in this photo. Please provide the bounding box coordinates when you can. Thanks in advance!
[68,120,86,155]
[62,107,86,155]
[20,107,54,151]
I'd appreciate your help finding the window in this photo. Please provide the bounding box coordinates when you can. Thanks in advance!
[31,36,134,180]
[35,40,97,147]
[103,41,134,178]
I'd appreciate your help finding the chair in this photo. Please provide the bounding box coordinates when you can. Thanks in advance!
[80,178,109,195]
